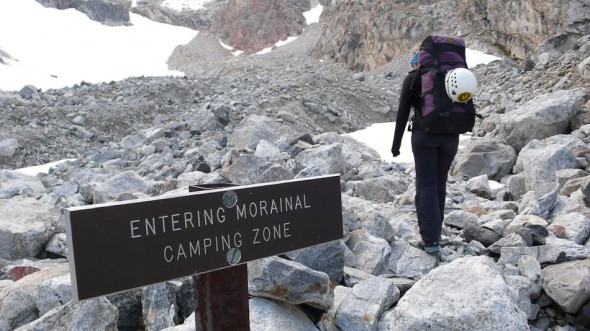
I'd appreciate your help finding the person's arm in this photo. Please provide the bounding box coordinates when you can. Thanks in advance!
[391,73,415,156]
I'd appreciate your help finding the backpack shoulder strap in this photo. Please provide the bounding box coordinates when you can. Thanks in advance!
[409,67,422,91]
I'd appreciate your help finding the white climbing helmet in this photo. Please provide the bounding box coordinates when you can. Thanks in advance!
[444,68,477,103]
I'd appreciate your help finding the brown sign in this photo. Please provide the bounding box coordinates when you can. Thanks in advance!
[66,174,343,301]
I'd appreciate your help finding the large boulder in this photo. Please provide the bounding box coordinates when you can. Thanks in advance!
[452,137,517,181]
[378,256,529,330]
[491,89,586,152]
[227,115,280,150]
[513,134,588,192]
[0,197,60,260]
[248,256,333,310]
[249,297,317,331]
[542,259,590,314]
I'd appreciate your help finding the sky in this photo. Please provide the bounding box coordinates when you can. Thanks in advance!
[0,0,500,174]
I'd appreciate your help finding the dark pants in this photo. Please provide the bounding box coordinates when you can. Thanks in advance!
[411,130,459,245]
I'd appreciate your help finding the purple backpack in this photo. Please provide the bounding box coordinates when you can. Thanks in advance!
[414,35,478,134]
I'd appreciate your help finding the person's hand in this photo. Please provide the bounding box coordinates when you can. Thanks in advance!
[391,149,400,157]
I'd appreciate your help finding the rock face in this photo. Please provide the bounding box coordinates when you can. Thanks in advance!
[458,0,590,60]
[312,0,440,71]
[35,0,132,26]
[312,0,590,71]
[130,0,211,31]
[210,0,307,53]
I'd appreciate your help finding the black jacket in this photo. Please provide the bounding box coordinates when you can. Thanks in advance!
[391,69,421,156]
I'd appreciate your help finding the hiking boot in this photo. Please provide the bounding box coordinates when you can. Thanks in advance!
[423,245,440,255]
[418,241,440,255]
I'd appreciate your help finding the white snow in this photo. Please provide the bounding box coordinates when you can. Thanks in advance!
[0,0,198,91]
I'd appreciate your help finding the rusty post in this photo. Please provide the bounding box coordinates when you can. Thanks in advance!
[190,184,250,331]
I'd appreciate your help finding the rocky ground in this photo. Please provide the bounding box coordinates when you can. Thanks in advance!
[0,22,398,170]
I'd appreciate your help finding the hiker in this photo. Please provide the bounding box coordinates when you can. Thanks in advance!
[390,48,460,255]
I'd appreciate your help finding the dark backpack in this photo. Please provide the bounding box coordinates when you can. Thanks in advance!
[413,35,479,134]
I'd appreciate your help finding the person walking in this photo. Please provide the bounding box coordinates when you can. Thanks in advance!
[390,49,460,255]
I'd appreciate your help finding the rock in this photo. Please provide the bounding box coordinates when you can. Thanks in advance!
[142,283,177,331]
[293,143,346,176]
[227,115,280,150]
[283,240,346,287]
[349,174,409,203]
[519,182,560,219]
[492,89,586,152]
[466,174,494,199]
[249,297,316,331]
[0,197,60,260]
[513,134,588,192]
[378,256,529,330]
[547,213,590,245]
[0,266,69,330]
[16,297,118,331]
[463,224,501,247]
[542,259,590,314]
[334,276,400,331]
[161,312,195,331]
[247,256,333,310]
[345,230,391,276]
[35,274,72,316]
[452,137,517,181]
[220,155,273,185]
[107,288,143,330]
[211,0,306,53]
[0,139,18,157]
[91,170,167,203]
[389,240,439,277]
[45,233,68,258]
[36,0,132,26]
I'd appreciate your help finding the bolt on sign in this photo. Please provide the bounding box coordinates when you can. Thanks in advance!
[66,174,343,301]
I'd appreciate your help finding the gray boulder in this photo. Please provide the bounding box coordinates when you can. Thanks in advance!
[547,213,590,245]
[248,256,333,310]
[341,195,396,242]
[513,134,588,192]
[283,240,346,287]
[334,276,400,331]
[542,259,590,314]
[345,230,391,276]
[452,137,517,181]
[227,115,280,150]
[293,143,346,176]
[15,297,118,331]
[0,139,18,157]
[0,196,60,260]
[350,174,409,203]
[221,155,273,185]
[249,297,316,331]
[519,182,560,219]
[466,174,494,199]
[91,170,169,203]
[142,283,177,331]
[386,241,438,278]
[378,256,529,331]
[35,274,72,316]
[0,266,69,330]
[0,170,45,198]
[492,89,586,152]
